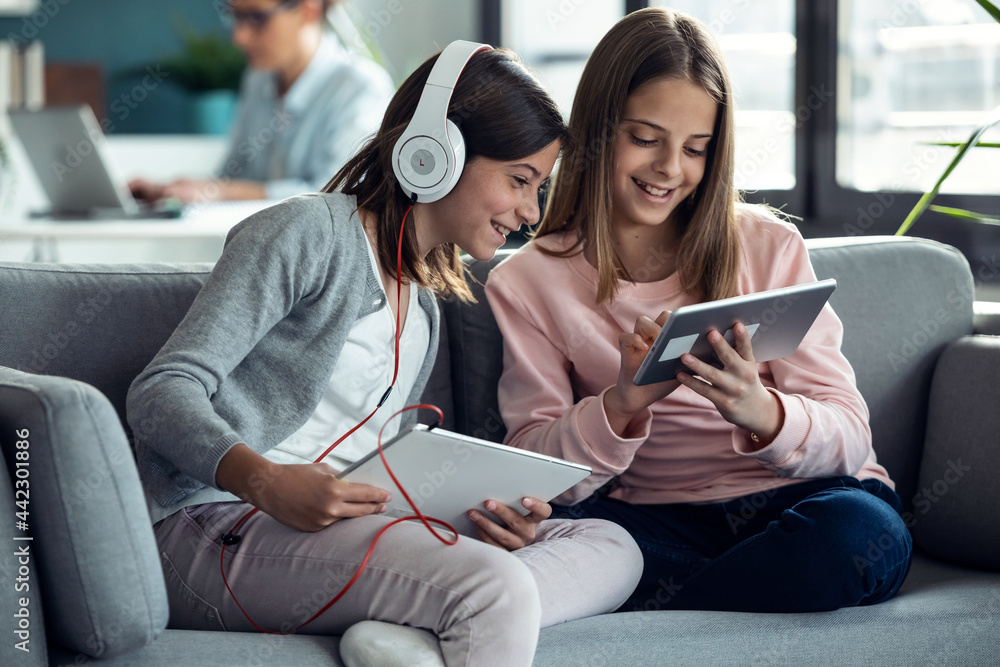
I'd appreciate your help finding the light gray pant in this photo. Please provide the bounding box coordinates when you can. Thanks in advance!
[154,501,643,667]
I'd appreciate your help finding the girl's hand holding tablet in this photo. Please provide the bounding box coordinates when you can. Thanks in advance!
[606,313,785,443]
[675,322,785,446]
[468,496,553,550]
[253,463,393,532]
[216,444,391,533]
[604,310,681,437]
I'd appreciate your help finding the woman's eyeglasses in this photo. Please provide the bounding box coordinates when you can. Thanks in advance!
[221,0,303,30]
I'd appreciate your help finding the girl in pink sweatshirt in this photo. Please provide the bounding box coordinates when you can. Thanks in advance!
[485,7,912,613]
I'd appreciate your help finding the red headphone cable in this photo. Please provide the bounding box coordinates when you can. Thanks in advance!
[218,200,459,634]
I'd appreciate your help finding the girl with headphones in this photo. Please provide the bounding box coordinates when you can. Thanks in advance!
[127,42,642,667]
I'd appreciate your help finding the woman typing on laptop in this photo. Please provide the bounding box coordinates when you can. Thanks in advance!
[129,0,393,203]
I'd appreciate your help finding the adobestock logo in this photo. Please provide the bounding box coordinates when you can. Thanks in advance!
[902,458,971,526]
[545,0,590,29]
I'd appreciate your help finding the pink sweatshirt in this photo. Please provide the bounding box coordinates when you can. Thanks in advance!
[485,206,893,506]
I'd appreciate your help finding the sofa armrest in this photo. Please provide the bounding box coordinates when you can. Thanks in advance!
[913,335,1000,570]
[974,301,1000,335]
[0,367,168,658]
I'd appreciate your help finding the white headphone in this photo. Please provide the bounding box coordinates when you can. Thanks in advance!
[391,40,493,203]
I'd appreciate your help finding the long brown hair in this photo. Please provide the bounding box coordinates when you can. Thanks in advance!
[324,47,566,302]
[536,7,742,304]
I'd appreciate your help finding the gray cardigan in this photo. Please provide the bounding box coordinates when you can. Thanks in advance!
[126,192,440,520]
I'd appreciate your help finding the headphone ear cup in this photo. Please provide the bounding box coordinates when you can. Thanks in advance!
[390,41,491,203]
[393,119,467,203]
[392,132,450,201]
[432,118,466,202]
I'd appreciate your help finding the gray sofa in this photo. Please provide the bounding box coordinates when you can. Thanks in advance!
[1,235,998,666]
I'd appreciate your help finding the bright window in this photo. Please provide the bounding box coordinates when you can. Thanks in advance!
[503,1,797,192]
[650,0,797,190]
[500,0,626,117]
[838,0,1000,194]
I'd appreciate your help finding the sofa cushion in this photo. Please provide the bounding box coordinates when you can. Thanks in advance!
[0,262,212,425]
[0,368,168,658]
[915,335,1000,570]
[429,256,508,442]
[805,236,974,508]
[530,552,1000,666]
[40,556,1000,666]
[46,629,344,666]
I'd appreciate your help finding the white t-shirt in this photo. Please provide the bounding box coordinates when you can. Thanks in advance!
[264,234,430,472]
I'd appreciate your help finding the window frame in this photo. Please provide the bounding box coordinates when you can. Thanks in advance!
[480,0,1000,266]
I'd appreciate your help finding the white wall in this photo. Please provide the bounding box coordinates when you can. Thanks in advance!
[343,0,481,82]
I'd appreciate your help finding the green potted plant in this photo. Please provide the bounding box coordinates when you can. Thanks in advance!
[160,27,246,135]
[896,0,1000,234]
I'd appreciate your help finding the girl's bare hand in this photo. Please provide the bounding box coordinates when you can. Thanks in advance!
[468,496,552,550]
[675,322,784,443]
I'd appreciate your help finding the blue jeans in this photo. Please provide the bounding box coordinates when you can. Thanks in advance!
[553,476,912,613]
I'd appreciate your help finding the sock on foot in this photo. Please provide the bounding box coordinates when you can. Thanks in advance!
[339,620,445,667]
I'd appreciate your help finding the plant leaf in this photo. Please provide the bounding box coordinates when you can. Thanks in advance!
[895,101,1000,235]
[919,141,1000,148]
[975,0,1000,23]
[929,205,1000,226]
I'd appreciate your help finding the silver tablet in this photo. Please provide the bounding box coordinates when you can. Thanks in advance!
[337,425,591,537]
[633,279,837,386]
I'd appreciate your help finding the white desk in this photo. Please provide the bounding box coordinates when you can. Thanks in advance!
[0,202,274,262]
[0,134,242,263]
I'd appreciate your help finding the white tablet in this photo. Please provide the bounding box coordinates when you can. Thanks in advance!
[336,425,591,537]
[633,279,837,386]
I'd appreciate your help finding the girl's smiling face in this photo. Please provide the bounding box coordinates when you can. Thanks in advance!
[418,141,560,261]
[611,77,717,233]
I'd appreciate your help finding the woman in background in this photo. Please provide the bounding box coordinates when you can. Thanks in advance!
[130,0,393,203]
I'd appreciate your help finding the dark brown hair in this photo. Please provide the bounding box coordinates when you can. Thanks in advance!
[324,47,566,301]
[535,7,742,304]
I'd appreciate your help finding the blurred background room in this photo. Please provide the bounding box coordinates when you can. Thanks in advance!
[0,0,998,300]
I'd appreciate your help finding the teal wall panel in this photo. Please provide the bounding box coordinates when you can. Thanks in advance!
[0,0,234,133]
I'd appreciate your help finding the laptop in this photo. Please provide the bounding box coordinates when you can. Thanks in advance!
[8,105,182,219]
[337,424,592,538]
